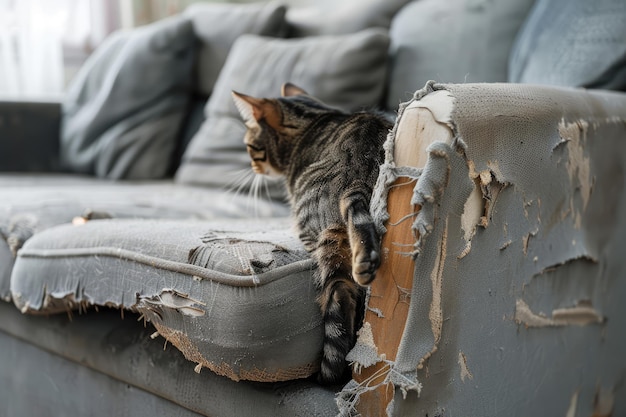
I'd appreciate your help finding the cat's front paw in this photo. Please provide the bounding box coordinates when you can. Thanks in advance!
[352,248,380,286]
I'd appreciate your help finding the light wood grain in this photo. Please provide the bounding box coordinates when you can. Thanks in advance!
[353,106,452,416]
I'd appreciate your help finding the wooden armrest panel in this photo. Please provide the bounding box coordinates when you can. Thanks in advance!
[354,104,453,415]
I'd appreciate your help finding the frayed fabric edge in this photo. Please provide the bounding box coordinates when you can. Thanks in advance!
[335,363,422,417]
[370,81,443,237]
[371,92,418,238]
[410,142,453,257]
[348,81,452,417]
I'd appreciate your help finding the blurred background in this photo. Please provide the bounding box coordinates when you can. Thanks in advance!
[0,0,286,99]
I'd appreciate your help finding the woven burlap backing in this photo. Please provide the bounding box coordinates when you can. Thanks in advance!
[153,322,319,383]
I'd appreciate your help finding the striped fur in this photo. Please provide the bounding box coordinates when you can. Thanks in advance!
[232,84,391,385]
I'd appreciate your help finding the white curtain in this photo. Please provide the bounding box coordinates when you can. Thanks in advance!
[0,0,118,99]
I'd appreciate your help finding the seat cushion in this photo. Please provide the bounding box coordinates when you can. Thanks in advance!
[10,217,322,382]
[0,174,289,302]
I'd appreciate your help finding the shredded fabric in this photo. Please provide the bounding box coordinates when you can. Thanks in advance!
[342,79,626,416]
[410,142,452,256]
[346,322,381,373]
[0,213,39,257]
[340,81,449,416]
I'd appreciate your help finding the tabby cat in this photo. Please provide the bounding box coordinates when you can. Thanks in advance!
[232,83,392,385]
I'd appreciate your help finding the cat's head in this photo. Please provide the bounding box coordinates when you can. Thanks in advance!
[232,83,336,178]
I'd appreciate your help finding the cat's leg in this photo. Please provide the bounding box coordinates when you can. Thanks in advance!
[297,229,318,253]
[315,225,364,385]
[340,187,381,286]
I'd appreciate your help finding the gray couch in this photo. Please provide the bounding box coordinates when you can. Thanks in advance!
[2,0,626,416]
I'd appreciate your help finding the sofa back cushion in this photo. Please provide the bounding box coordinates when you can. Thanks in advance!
[175,29,390,195]
[508,0,626,90]
[61,16,196,180]
[286,0,409,37]
[185,2,288,97]
[385,0,536,110]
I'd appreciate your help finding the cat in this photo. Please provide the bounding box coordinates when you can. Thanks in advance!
[232,83,392,385]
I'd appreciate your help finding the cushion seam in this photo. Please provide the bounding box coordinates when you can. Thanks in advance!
[17,246,314,287]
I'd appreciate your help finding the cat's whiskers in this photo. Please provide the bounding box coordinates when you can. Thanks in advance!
[248,173,271,217]
[250,174,261,215]
[224,168,277,217]
[224,168,255,199]
[261,175,273,203]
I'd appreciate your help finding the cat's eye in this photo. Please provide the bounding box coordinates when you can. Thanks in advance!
[246,145,266,162]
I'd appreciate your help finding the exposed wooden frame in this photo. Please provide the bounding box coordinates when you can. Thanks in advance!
[354,105,453,415]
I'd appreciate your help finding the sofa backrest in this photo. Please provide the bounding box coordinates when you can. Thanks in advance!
[59,0,626,184]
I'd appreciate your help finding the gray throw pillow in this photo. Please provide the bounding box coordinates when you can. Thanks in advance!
[61,16,195,180]
[184,2,288,96]
[286,0,409,37]
[386,0,536,110]
[509,0,626,90]
[175,29,390,194]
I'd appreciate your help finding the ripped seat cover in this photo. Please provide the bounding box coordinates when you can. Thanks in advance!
[10,218,322,382]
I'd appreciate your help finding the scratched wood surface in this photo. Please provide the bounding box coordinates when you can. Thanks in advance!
[354,105,453,416]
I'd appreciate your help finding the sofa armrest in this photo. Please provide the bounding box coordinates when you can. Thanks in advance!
[350,98,452,415]
[348,83,626,416]
[0,100,63,172]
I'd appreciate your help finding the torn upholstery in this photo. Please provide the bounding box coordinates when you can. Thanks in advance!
[343,82,626,416]
[9,218,322,383]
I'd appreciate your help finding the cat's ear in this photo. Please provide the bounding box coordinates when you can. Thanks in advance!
[232,91,263,125]
[232,91,281,130]
[281,82,308,97]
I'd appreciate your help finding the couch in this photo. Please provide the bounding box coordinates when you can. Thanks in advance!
[1,0,625,416]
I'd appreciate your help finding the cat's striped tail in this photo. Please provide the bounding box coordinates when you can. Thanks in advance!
[317,276,362,385]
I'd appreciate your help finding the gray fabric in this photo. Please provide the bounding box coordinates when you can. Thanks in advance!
[0,331,202,417]
[509,0,626,90]
[61,16,196,180]
[345,82,626,416]
[0,239,11,301]
[0,100,62,172]
[184,2,288,96]
[176,29,390,191]
[385,0,535,109]
[0,174,288,231]
[10,218,322,383]
[286,0,409,37]
[173,95,208,173]
[0,174,289,301]
[0,302,338,416]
